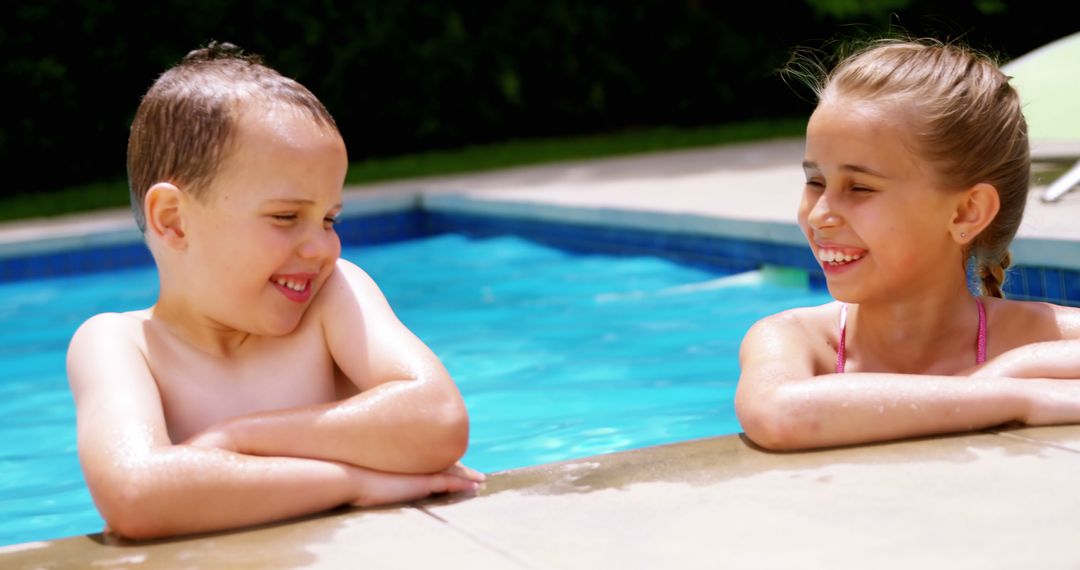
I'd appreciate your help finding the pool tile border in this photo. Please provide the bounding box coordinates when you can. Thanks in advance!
[1,200,1078,305]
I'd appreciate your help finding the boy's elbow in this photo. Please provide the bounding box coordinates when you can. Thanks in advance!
[106,511,167,541]
[95,479,171,540]
[439,402,471,466]
[419,399,470,470]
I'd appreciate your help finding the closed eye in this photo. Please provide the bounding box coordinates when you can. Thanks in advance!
[271,213,298,221]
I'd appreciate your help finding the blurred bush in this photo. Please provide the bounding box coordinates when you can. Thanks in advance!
[0,0,1070,197]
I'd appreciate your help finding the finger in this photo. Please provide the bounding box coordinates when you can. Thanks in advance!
[445,462,486,482]
[429,474,482,495]
[352,470,479,507]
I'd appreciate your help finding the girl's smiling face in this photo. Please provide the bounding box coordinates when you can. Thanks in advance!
[799,99,966,304]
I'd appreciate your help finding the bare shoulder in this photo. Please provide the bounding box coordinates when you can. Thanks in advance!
[985,297,1080,343]
[742,302,838,351]
[1047,302,1080,339]
[331,257,378,288]
[317,258,441,391]
[740,301,841,374]
[66,310,154,397]
[311,258,386,313]
[68,311,148,356]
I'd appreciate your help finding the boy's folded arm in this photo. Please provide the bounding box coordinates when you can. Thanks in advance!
[194,259,471,474]
[68,314,476,540]
[67,315,361,538]
[735,315,1080,451]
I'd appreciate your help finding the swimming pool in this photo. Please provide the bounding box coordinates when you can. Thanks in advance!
[0,231,831,546]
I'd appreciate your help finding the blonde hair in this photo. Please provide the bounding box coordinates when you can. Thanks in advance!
[127,41,338,232]
[792,39,1029,298]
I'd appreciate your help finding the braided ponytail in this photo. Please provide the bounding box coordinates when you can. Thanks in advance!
[977,251,1011,298]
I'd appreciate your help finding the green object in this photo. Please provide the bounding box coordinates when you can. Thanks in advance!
[1002,31,1080,142]
[760,265,809,289]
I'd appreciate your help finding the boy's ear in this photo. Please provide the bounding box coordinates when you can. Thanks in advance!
[950,182,1000,244]
[144,182,188,249]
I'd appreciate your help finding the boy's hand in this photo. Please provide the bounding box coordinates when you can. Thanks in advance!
[444,461,486,483]
[183,427,238,453]
[348,464,485,507]
[182,420,486,485]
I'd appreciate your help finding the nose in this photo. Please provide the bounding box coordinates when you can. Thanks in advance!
[805,189,841,231]
[298,225,341,261]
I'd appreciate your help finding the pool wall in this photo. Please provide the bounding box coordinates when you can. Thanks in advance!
[3,191,1080,305]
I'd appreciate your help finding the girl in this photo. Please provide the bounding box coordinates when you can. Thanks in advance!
[735,38,1080,450]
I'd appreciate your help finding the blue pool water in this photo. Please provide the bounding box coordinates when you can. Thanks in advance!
[0,232,831,546]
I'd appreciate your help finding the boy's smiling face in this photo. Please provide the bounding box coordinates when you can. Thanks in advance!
[180,102,347,337]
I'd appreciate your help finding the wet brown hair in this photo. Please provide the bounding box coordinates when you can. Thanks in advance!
[127,41,338,232]
[790,38,1029,297]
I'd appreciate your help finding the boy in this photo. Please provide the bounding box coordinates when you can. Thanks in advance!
[66,42,483,540]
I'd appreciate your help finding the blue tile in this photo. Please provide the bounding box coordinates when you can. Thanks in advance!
[1024,267,1045,298]
[1064,270,1080,304]
[1012,267,1029,297]
[8,207,1080,298]
[1043,268,1065,303]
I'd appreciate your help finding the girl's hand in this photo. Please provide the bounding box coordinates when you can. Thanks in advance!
[969,341,1080,380]
[1019,380,1080,426]
[966,352,1024,378]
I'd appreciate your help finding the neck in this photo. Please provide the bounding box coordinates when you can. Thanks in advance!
[152,289,253,357]
[846,273,981,374]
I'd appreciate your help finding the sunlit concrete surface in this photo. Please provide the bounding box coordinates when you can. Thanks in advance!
[4,427,1080,569]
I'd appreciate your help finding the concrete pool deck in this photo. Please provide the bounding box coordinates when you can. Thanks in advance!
[3,137,1080,568]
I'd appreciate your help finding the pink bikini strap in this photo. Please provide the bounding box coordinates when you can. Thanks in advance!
[976,297,987,364]
[836,298,986,373]
[835,303,848,374]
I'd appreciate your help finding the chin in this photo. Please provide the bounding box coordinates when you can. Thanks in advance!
[824,283,860,304]
[262,315,305,337]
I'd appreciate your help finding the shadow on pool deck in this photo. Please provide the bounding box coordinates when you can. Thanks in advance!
[4,138,1080,568]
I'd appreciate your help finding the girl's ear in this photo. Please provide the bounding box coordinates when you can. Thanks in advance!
[950,183,1000,244]
[144,183,187,250]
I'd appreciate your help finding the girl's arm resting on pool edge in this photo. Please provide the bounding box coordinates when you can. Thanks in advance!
[180,259,473,476]
[967,339,1080,379]
[66,314,478,540]
[734,315,1080,451]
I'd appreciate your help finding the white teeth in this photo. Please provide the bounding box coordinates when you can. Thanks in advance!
[818,249,864,264]
[275,278,306,292]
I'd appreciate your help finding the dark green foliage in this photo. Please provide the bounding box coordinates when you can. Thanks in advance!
[0,0,1071,204]
[0,118,807,222]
